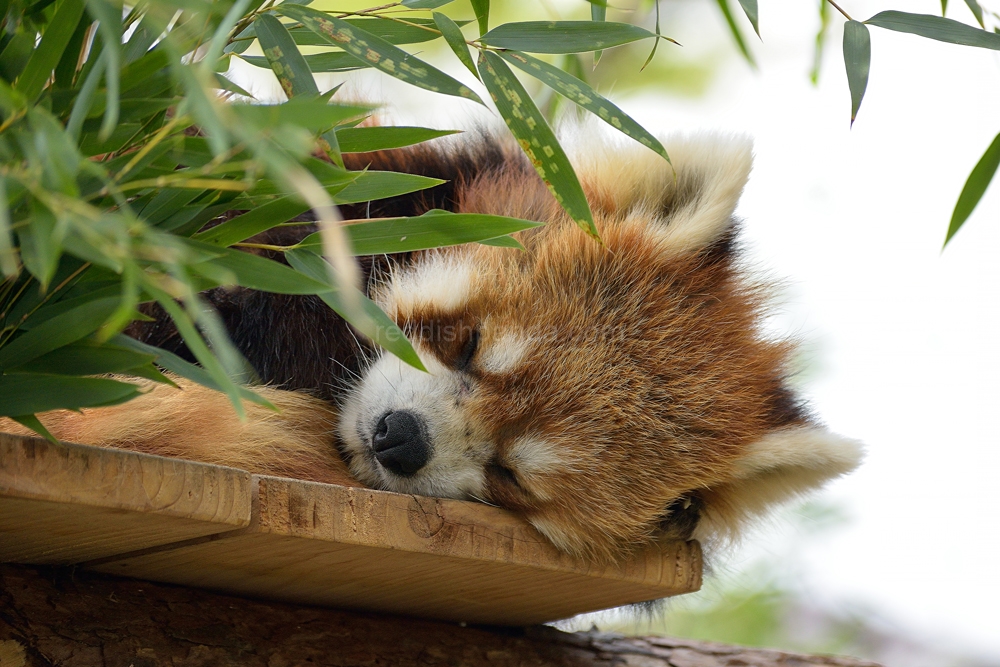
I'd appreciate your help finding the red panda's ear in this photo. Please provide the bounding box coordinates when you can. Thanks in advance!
[694,426,864,543]
[577,134,753,255]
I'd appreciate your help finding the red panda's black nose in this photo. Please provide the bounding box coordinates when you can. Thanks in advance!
[372,410,430,477]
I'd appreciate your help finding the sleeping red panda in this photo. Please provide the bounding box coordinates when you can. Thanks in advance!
[2,132,863,563]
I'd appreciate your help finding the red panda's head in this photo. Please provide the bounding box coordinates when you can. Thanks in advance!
[338,135,863,563]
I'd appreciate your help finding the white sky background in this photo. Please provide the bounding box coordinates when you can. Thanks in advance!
[233,0,1000,657]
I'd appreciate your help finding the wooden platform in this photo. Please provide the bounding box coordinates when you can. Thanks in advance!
[0,432,702,625]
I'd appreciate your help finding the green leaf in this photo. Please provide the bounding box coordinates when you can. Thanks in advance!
[232,98,370,132]
[0,373,141,417]
[14,339,156,375]
[714,0,756,66]
[286,18,453,46]
[9,414,57,444]
[470,0,489,35]
[334,171,443,204]
[810,0,831,84]
[284,248,425,371]
[16,202,63,289]
[945,131,1000,247]
[843,21,871,126]
[499,51,669,161]
[255,13,320,98]
[110,334,274,408]
[402,0,454,7]
[122,13,161,65]
[591,0,607,65]
[0,297,119,370]
[242,52,366,72]
[188,243,333,294]
[299,210,543,255]
[640,0,662,71]
[738,0,760,38]
[255,13,345,166]
[276,5,483,104]
[941,0,948,15]
[0,32,34,84]
[865,11,1000,50]
[337,126,459,153]
[964,0,985,28]
[84,0,123,140]
[480,21,657,53]
[478,235,525,249]
[143,284,248,418]
[477,51,599,239]
[433,12,479,80]
[0,176,17,278]
[193,196,312,247]
[14,0,86,101]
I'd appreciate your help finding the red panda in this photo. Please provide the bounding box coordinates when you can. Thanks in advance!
[1,132,863,563]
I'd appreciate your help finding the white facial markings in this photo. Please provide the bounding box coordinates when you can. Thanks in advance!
[507,435,566,475]
[479,330,532,375]
[377,252,476,319]
[337,349,492,500]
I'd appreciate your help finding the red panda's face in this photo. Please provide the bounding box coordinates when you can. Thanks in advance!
[338,215,777,560]
[338,135,863,562]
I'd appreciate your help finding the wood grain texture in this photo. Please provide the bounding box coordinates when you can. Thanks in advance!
[0,433,251,564]
[0,564,884,667]
[90,476,702,625]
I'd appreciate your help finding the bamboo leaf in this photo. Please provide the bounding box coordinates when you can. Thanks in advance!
[479,235,525,249]
[284,248,426,371]
[0,296,119,370]
[865,11,1000,50]
[843,20,871,126]
[810,0,831,84]
[480,21,657,53]
[714,0,756,66]
[111,334,274,408]
[738,0,760,38]
[334,171,443,204]
[193,195,312,246]
[337,126,459,153]
[402,0,454,7]
[255,13,320,98]
[187,242,333,294]
[9,414,57,443]
[0,175,18,278]
[591,0,607,65]
[0,374,141,417]
[14,0,86,101]
[242,52,366,72]
[964,0,985,28]
[276,5,483,104]
[470,0,489,35]
[945,132,1000,247]
[298,210,543,255]
[84,0,123,140]
[13,339,156,376]
[433,11,479,80]
[16,202,63,289]
[499,51,669,161]
[286,18,456,46]
[255,13,345,165]
[477,51,599,239]
[144,285,248,418]
[232,98,370,132]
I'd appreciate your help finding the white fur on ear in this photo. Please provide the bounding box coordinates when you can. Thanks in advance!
[575,133,754,255]
[694,426,864,542]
